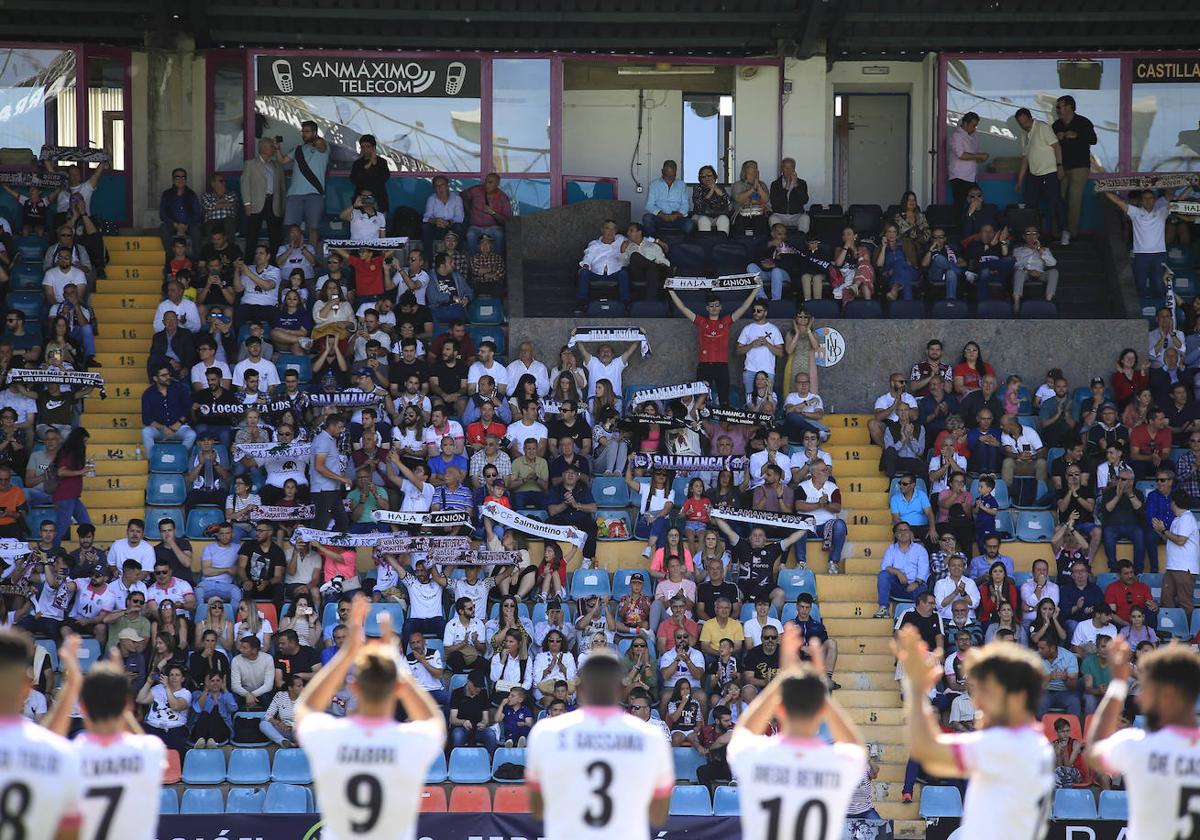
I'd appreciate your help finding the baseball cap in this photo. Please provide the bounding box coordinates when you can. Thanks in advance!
[1091,376,1105,386]
[444,230,460,241]
[87,563,107,577]
[629,572,645,582]
[118,628,145,643]
[355,368,373,378]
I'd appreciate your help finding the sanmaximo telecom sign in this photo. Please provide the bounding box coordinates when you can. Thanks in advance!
[256,56,481,97]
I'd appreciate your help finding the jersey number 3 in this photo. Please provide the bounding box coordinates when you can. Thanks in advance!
[760,796,828,840]
[583,760,614,828]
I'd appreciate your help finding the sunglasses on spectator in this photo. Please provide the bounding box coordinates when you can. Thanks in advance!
[629,704,648,710]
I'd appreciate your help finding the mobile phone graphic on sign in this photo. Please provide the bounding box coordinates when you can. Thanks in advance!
[446,62,467,95]
[272,60,294,93]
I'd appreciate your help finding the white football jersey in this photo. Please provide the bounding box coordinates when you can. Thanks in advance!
[297,713,443,840]
[949,725,1054,840]
[73,732,166,840]
[69,582,117,621]
[728,731,867,840]
[1093,725,1200,840]
[525,707,673,840]
[0,718,83,840]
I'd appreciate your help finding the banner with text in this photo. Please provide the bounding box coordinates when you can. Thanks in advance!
[1094,173,1198,192]
[664,274,761,292]
[925,818,1125,840]
[0,171,66,189]
[371,509,471,529]
[630,381,710,407]
[481,500,587,548]
[710,507,814,532]
[256,56,481,98]
[633,453,748,472]
[38,146,109,163]
[567,327,651,358]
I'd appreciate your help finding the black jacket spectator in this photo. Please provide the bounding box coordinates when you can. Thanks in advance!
[768,176,808,215]
[147,326,198,381]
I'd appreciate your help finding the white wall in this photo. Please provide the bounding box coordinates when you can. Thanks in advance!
[734,64,781,179]
[563,88,682,218]
[781,55,938,207]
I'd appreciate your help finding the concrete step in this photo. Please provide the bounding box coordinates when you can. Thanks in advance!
[107,235,164,250]
[87,508,151,527]
[83,474,144,491]
[86,430,143,447]
[845,523,894,542]
[85,367,146,384]
[86,413,141,431]
[832,476,888,493]
[78,489,144,507]
[832,672,899,691]
[88,458,148,475]
[97,279,162,296]
[825,426,871,445]
[843,637,895,656]
[91,293,160,309]
[95,337,152,353]
[861,726,905,746]
[86,397,142,413]
[821,459,885,477]
[817,602,880,619]
[877,802,919,823]
[825,444,881,461]
[88,443,143,460]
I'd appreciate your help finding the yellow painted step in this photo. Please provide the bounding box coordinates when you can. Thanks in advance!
[825,617,894,637]
[82,371,144,387]
[95,339,151,354]
[816,575,878,601]
[847,708,903,726]
[826,444,881,460]
[85,430,143,446]
[106,251,167,267]
[83,474,144,491]
[87,443,143,460]
[846,523,894,542]
[826,426,871,445]
[877,803,918,822]
[92,353,149,369]
[106,266,164,282]
[97,278,163,294]
[92,525,135,542]
[861,724,906,745]
[86,413,141,430]
[832,476,889,493]
[108,236,163,249]
[838,654,897,672]
[91,292,159,307]
[87,507,151,524]
[79,489,144,506]
[844,637,895,656]
[88,458,148,476]
[85,397,141,413]
[832,689,900,709]
[825,459,885,477]
[91,308,151,324]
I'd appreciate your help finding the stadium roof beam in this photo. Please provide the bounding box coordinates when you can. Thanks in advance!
[206,31,778,50]
[842,11,1200,24]
[838,33,1199,50]
[206,5,794,24]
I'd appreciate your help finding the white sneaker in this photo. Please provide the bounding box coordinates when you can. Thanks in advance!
[1060,230,1070,246]
[827,562,839,575]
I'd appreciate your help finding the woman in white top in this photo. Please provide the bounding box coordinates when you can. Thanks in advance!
[390,452,434,512]
[625,461,674,560]
[311,278,355,332]
[531,630,577,704]
[284,537,322,600]
[576,631,612,667]
[489,629,534,704]
[225,474,261,541]
[137,662,191,751]
[233,600,274,650]
[745,370,778,416]
[278,591,323,649]
[194,597,235,651]
[485,595,535,658]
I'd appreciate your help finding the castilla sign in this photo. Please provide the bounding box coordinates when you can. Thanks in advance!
[1133,58,1200,83]
[256,56,481,98]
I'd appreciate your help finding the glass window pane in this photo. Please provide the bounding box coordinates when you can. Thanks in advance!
[1131,84,1200,173]
[213,63,246,172]
[499,178,550,214]
[491,59,550,174]
[87,57,125,170]
[0,48,76,157]
[255,94,481,173]
[945,58,1120,173]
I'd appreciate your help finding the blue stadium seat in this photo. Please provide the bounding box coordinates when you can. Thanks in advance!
[35,639,59,673]
[144,507,185,539]
[803,299,839,320]
[14,236,47,260]
[275,354,312,384]
[887,299,927,318]
[767,299,796,320]
[146,472,188,505]
[777,567,817,599]
[931,299,970,319]
[845,299,883,319]
[271,748,313,784]
[1158,607,1191,639]
[1020,300,1058,319]
[230,711,266,746]
[25,506,56,535]
[611,568,642,599]
[1096,572,1118,592]
[671,747,704,782]
[226,787,265,814]
[1097,790,1128,821]
[182,749,227,784]
[918,785,963,818]
[8,292,42,321]
[1015,510,1056,542]
[10,263,42,290]
[669,786,712,816]
[468,296,505,325]
[186,506,225,539]
[425,752,448,784]
[491,747,527,782]
[1053,788,1097,819]
[975,300,1014,320]
[970,477,1010,509]
[76,638,102,673]
[889,476,928,496]
[631,300,668,318]
[595,510,632,541]
[710,241,749,276]
[468,325,506,356]
[364,603,406,638]
[570,569,612,599]
[448,673,469,693]
[591,475,629,506]
[712,785,740,816]
[159,788,179,815]
[263,783,310,814]
[993,509,1015,538]
[1014,572,1033,590]
[668,242,707,276]
[670,475,692,507]
[149,443,189,473]
[180,788,225,814]
[449,747,493,784]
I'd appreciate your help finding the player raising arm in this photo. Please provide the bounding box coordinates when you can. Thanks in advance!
[894,626,1054,840]
[296,596,445,840]
[1087,636,1200,840]
[0,628,83,840]
[527,649,673,840]
[45,635,166,840]
[729,625,866,840]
